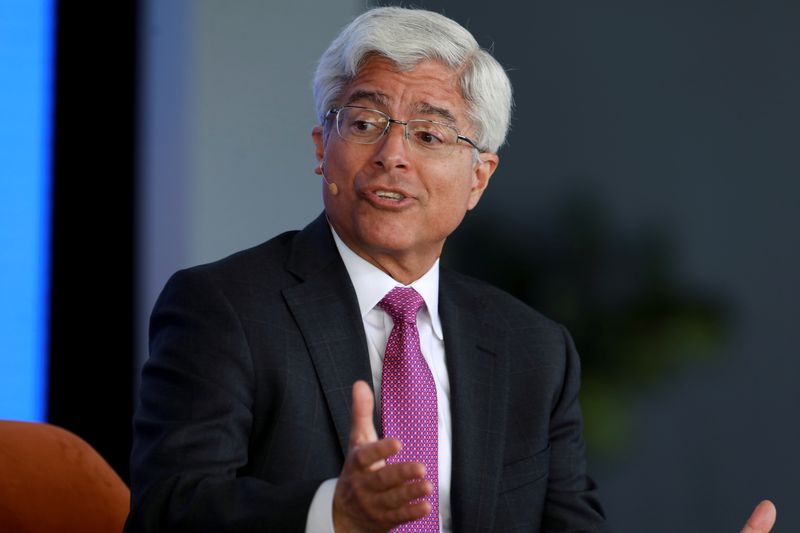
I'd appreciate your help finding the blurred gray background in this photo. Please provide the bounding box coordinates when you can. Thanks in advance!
[138,1,799,531]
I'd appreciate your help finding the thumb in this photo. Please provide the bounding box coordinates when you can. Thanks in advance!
[349,380,378,448]
[740,500,776,533]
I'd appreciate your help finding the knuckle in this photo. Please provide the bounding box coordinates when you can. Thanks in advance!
[374,466,392,487]
[405,482,423,500]
[382,487,403,509]
[352,446,370,468]
[385,506,409,524]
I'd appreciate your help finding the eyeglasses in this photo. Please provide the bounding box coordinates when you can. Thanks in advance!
[325,105,481,158]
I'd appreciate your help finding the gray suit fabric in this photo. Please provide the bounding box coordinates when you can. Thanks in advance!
[126,213,609,532]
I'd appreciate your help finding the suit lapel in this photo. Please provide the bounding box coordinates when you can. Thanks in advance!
[440,271,509,532]
[282,214,373,457]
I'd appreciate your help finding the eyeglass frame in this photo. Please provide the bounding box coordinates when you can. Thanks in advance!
[324,105,483,155]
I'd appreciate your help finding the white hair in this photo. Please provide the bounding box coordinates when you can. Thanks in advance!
[312,7,513,153]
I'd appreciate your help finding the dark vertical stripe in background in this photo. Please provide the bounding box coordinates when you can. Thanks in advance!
[49,0,138,483]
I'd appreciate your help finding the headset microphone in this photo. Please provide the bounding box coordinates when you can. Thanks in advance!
[319,164,338,196]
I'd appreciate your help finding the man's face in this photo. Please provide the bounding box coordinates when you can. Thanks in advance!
[312,56,499,276]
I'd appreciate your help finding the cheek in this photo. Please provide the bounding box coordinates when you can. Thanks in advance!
[426,175,475,227]
[432,164,476,206]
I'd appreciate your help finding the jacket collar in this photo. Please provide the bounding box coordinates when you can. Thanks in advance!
[282,213,375,455]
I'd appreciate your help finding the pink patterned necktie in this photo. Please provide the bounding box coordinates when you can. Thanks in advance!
[378,286,439,533]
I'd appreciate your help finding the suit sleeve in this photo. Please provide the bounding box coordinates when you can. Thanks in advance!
[125,268,322,533]
[541,325,611,532]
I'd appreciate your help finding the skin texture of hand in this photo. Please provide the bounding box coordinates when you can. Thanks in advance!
[332,380,433,533]
[740,500,777,533]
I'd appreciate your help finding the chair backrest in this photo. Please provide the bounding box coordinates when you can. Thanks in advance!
[0,420,129,533]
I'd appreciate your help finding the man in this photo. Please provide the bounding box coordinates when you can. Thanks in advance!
[127,7,776,532]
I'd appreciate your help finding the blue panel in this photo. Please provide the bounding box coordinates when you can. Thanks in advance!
[0,0,54,421]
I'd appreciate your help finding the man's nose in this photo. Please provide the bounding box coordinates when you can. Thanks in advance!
[372,122,410,170]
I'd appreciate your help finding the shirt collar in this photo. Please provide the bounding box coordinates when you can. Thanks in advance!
[330,223,443,340]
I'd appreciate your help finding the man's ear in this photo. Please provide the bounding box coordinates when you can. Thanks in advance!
[467,152,499,210]
[312,125,325,164]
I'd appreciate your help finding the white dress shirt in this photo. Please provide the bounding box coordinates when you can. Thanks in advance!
[305,226,453,532]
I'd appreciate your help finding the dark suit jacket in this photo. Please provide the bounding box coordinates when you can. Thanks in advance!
[126,214,609,532]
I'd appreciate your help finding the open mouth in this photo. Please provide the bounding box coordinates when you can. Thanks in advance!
[375,190,406,201]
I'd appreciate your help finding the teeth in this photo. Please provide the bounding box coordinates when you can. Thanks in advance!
[376,190,405,200]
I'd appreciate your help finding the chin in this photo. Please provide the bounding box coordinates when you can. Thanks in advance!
[361,228,415,254]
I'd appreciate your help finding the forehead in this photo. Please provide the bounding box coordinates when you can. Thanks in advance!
[342,56,469,124]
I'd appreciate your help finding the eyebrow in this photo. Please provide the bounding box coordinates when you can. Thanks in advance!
[413,102,457,125]
[345,90,458,126]
[345,90,390,108]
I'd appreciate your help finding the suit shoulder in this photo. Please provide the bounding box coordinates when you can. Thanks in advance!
[163,230,300,295]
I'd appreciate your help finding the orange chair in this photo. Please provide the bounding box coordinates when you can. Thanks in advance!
[0,421,129,532]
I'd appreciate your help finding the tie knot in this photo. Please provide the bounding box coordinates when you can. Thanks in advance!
[378,287,425,324]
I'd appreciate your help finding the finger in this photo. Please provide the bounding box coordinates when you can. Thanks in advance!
[375,478,433,510]
[352,438,402,470]
[740,500,777,533]
[384,500,433,526]
[364,461,427,491]
[349,380,378,447]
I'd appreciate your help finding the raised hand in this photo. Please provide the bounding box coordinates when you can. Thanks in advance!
[332,380,433,532]
[740,500,776,533]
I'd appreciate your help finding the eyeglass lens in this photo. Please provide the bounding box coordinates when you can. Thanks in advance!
[336,107,459,155]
